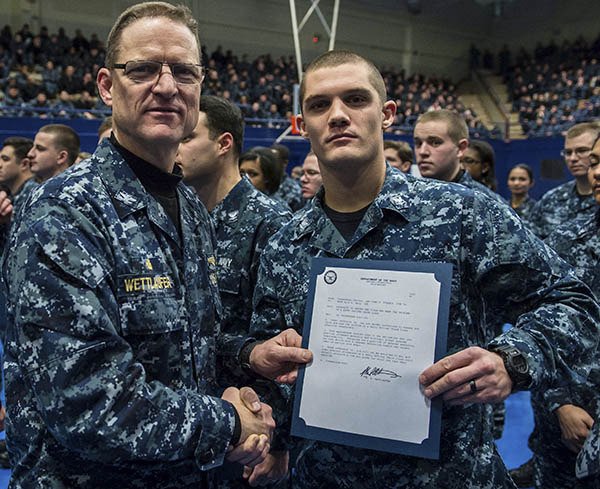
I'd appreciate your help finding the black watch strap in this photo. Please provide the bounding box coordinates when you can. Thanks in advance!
[489,345,532,392]
[239,339,264,374]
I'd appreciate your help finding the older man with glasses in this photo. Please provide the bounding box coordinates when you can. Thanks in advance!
[0,3,316,488]
[528,121,599,239]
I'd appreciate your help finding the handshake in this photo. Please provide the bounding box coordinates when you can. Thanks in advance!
[222,386,275,468]
[219,329,313,484]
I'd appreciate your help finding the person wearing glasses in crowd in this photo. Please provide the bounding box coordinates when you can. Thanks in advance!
[461,139,500,194]
[0,3,315,487]
[510,121,600,488]
[573,136,600,489]
[527,121,599,239]
[299,151,323,201]
[525,133,600,489]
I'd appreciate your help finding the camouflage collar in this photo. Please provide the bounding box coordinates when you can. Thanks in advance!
[211,177,251,226]
[93,139,156,219]
[289,166,416,244]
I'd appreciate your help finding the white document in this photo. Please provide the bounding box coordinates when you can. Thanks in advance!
[298,265,442,444]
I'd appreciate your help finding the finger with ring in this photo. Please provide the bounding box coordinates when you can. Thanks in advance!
[469,379,477,394]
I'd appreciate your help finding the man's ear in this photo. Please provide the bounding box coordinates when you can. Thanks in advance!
[217,132,234,156]
[457,139,469,158]
[57,149,69,167]
[97,68,114,107]
[18,157,30,171]
[382,100,397,129]
[297,114,309,139]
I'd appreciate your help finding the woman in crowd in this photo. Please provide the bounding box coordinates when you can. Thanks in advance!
[507,163,537,221]
[239,146,282,196]
[461,139,498,191]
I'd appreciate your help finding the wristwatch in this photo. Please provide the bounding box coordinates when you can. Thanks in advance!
[489,345,532,392]
[239,339,264,375]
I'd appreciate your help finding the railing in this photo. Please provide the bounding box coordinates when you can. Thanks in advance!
[471,70,510,140]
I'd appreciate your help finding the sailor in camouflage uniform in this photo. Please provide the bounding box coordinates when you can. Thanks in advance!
[271,143,305,212]
[176,95,292,487]
[535,136,600,489]
[577,421,600,486]
[413,109,508,208]
[0,3,276,487]
[511,123,600,487]
[0,137,37,253]
[414,109,510,440]
[246,50,600,489]
[528,122,599,239]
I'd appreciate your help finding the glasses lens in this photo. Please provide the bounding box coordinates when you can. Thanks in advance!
[562,148,591,158]
[124,61,161,82]
[172,64,203,84]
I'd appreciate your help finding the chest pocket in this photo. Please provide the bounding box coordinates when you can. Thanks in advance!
[118,274,186,387]
[218,262,249,295]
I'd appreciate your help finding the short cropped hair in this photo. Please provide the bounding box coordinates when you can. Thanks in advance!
[384,140,413,165]
[39,124,80,166]
[200,95,244,158]
[565,121,600,140]
[239,146,283,195]
[2,136,33,162]
[300,50,387,108]
[105,2,200,68]
[469,139,497,191]
[416,109,468,145]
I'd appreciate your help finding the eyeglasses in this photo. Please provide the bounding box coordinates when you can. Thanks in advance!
[560,147,592,158]
[112,60,204,85]
[460,157,481,165]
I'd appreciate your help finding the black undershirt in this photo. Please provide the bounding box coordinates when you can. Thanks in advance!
[323,202,370,241]
[110,134,182,240]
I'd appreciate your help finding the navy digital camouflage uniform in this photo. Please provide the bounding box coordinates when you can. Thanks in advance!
[213,176,291,337]
[528,180,596,238]
[457,169,509,207]
[274,174,304,212]
[457,169,510,438]
[1,140,237,488]
[250,166,599,489]
[0,177,38,254]
[576,416,600,484]
[211,176,292,487]
[534,210,600,488]
[512,196,537,223]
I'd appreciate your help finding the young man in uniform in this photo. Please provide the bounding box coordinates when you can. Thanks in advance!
[27,123,80,182]
[534,134,600,489]
[413,109,507,205]
[245,50,598,489]
[528,122,598,239]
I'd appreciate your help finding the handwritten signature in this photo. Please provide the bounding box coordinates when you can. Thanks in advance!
[360,366,401,379]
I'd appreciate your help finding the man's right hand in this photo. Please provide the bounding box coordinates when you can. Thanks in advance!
[249,328,313,384]
[222,386,275,467]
